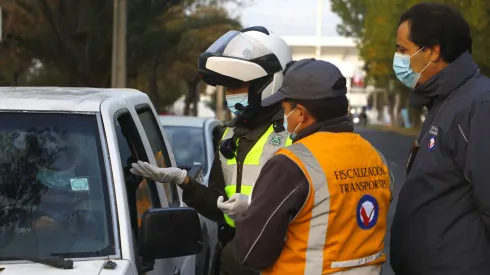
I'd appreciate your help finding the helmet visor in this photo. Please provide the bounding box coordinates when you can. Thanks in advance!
[204,30,273,60]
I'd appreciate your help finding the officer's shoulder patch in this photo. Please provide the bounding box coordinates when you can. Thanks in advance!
[269,134,283,146]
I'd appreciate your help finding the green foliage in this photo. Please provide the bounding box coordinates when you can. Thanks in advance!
[332,0,490,128]
[0,0,242,110]
[332,0,490,85]
[331,0,366,39]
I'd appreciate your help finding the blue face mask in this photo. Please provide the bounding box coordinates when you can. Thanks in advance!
[283,107,301,140]
[226,93,248,115]
[393,47,431,89]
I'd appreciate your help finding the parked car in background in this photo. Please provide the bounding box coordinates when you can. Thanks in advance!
[0,87,204,275]
[160,115,223,275]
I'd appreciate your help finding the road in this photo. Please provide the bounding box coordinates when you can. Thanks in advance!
[355,127,414,275]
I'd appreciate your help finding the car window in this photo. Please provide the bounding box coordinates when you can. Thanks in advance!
[114,112,161,232]
[136,106,179,207]
[163,126,208,174]
[0,113,114,259]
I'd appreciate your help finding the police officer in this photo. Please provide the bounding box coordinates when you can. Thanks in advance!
[129,26,293,275]
[232,59,394,275]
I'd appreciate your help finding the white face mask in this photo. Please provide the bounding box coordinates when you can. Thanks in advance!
[283,107,301,139]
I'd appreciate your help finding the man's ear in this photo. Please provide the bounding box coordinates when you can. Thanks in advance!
[428,45,441,63]
[297,104,307,123]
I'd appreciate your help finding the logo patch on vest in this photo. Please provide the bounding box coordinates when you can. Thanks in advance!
[269,134,283,146]
[356,194,379,230]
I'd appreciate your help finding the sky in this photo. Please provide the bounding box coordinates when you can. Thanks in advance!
[230,0,342,37]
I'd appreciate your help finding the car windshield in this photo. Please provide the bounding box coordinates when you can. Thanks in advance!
[0,113,114,260]
[163,126,208,174]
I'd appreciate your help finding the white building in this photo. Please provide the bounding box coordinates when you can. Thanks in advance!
[282,36,369,110]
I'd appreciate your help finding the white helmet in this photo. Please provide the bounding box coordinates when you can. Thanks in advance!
[198,26,292,103]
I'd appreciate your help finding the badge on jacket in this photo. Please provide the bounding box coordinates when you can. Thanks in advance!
[428,136,436,149]
[269,134,283,146]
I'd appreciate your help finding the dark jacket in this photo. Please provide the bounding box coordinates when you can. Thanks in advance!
[179,109,284,275]
[233,117,354,269]
[390,52,490,275]
[179,110,283,223]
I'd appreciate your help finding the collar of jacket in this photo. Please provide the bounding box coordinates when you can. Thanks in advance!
[293,116,354,142]
[410,52,479,108]
[226,108,284,143]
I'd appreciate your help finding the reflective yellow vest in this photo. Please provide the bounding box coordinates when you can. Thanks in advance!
[220,124,292,227]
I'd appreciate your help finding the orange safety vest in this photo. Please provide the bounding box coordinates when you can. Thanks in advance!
[261,132,392,275]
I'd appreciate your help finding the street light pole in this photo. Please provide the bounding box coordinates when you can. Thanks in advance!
[0,6,3,43]
[315,0,323,59]
[111,0,127,88]
[216,86,224,121]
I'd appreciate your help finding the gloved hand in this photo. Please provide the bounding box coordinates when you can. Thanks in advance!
[217,193,249,220]
[130,161,187,185]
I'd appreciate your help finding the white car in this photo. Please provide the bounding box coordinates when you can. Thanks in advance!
[0,87,206,275]
[160,115,223,275]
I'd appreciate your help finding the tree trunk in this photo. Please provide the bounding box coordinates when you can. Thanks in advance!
[148,60,158,99]
[184,77,200,116]
[392,93,400,127]
[12,70,20,86]
[409,107,422,130]
[192,81,201,116]
[184,91,192,116]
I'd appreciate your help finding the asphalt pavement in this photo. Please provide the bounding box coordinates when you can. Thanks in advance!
[355,127,414,275]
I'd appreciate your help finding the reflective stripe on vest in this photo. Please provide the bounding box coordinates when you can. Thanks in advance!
[262,132,391,275]
[220,125,292,227]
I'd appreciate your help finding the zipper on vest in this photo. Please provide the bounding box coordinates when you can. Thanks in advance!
[236,160,243,194]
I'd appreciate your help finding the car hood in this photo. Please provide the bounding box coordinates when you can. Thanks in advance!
[0,259,133,275]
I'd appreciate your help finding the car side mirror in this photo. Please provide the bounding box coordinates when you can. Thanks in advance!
[138,208,202,261]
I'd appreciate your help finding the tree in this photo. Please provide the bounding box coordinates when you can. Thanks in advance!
[330,0,366,39]
[0,0,246,112]
[332,0,490,128]
[0,0,185,87]
[167,5,241,116]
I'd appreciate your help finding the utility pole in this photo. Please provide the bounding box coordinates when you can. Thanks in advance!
[111,0,127,88]
[216,86,225,121]
[315,0,323,59]
[0,6,3,42]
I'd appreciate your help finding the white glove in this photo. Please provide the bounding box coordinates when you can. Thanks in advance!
[130,161,187,185]
[217,193,249,220]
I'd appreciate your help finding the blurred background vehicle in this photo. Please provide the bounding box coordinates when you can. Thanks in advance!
[160,115,223,275]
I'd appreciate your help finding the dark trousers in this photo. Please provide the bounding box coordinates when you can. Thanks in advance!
[211,240,260,275]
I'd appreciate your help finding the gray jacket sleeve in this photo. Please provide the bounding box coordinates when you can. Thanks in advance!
[462,100,490,231]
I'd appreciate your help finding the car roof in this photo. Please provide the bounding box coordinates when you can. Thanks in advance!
[0,87,148,112]
[159,115,219,128]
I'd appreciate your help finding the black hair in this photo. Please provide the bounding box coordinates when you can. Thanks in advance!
[284,95,349,122]
[399,2,472,63]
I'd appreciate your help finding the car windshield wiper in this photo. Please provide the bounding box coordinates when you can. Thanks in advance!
[0,254,73,269]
